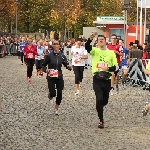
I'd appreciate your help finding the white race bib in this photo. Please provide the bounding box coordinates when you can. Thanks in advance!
[48,69,58,77]
[28,53,33,58]
[96,62,108,71]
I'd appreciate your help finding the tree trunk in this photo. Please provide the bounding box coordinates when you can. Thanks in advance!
[61,16,66,42]
[7,18,11,33]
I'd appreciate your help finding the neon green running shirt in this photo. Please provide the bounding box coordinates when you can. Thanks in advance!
[90,47,118,74]
[146,60,150,84]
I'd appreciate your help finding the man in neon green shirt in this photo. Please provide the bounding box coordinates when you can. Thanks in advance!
[85,33,118,128]
[142,61,150,116]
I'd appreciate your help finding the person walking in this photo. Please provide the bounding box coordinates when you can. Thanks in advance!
[42,40,72,115]
[85,33,118,128]
[23,38,37,82]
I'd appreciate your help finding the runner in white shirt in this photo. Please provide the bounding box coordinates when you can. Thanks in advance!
[71,38,88,95]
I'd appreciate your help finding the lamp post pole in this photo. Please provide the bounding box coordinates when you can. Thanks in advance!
[15,0,18,34]
[15,0,19,35]
[123,10,126,48]
[122,0,130,48]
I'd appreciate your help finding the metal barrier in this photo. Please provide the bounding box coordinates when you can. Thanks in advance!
[128,59,149,83]
[5,45,10,54]
[10,44,17,55]
[0,44,18,57]
[127,59,150,88]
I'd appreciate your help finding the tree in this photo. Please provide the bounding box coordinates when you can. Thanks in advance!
[127,0,150,23]
[18,0,54,32]
[0,0,15,32]
[52,0,82,41]
[1,0,150,37]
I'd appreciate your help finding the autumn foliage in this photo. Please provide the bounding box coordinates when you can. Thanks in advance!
[0,0,149,38]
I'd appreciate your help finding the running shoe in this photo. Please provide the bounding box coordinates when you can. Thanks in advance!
[142,102,149,116]
[48,93,53,100]
[75,90,79,96]
[27,77,31,82]
[55,109,59,116]
[110,88,114,96]
[98,121,104,129]
[116,88,119,94]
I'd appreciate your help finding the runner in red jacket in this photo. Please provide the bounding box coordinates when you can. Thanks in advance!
[23,38,37,82]
[107,34,123,95]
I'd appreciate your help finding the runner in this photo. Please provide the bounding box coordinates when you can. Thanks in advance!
[107,34,123,95]
[85,33,118,128]
[23,38,37,82]
[19,37,27,65]
[42,40,72,115]
[119,39,130,88]
[71,38,88,95]
[142,60,150,116]
[35,40,45,76]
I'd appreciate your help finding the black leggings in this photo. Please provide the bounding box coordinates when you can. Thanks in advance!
[20,52,24,63]
[25,59,35,78]
[35,59,44,70]
[93,76,111,122]
[48,79,64,105]
[73,66,84,84]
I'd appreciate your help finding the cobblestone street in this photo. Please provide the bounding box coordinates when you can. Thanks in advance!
[0,56,150,150]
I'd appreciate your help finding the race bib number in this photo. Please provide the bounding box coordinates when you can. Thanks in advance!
[120,53,125,61]
[28,53,33,58]
[96,63,108,71]
[122,53,125,59]
[48,69,58,77]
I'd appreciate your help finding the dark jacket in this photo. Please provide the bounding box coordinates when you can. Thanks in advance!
[42,51,71,79]
[130,48,142,59]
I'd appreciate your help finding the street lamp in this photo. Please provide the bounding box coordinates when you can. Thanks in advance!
[15,0,20,35]
[122,0,130,48]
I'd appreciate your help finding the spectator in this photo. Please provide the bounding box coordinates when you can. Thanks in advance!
[130,43,142,59]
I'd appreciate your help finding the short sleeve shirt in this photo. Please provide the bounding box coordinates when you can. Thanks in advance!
[71,46,87,66]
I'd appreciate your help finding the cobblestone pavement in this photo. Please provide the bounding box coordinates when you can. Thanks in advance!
[0,56,150,150]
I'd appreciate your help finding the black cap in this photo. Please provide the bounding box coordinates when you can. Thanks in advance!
[135,40,139,44]
[77,38,83,42]
[129,42,134,46]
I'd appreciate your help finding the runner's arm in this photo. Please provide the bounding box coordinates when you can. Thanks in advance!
[114,50,123,56]
[42,54,50,72]
[108,52,119,72]
[85,38,92,53]
[62,54,72,70]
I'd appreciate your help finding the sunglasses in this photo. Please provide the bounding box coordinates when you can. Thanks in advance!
[53,43,59,45]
